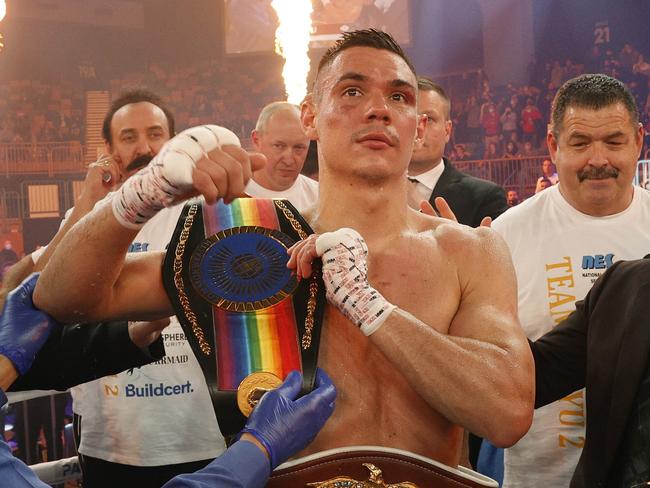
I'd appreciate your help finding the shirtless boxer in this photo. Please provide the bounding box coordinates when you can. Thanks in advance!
[34,30,533,467]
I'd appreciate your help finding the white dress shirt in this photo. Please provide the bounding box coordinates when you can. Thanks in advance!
[408,159,445,201]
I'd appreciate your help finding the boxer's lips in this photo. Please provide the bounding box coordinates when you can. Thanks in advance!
[357,133,395,149]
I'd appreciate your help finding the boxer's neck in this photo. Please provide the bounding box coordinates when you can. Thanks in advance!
[313,172,409,241]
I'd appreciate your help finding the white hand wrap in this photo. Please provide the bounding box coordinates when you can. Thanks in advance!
[112,125,240,229]
[315,228,396,336]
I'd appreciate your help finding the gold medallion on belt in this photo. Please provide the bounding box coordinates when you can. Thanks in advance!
[236,371,283,417]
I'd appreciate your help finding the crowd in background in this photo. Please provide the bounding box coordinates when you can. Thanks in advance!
[108,58,284,141]
[0,80,84,144]
[3,40,650,161]
[0,57,284,148]
[446,41,650,161]
[1,39,650,221]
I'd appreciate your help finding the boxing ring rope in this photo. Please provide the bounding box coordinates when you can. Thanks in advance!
[6,389,61,403]
[30,455,82,485]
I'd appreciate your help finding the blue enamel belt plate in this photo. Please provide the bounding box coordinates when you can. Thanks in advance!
[189,225,299,312]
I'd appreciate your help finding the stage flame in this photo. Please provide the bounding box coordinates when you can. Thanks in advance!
[0,1,5,22]
[271,0,313,105]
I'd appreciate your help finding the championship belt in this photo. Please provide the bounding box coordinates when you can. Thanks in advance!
[162,198,326,437]
[268,446,499,487]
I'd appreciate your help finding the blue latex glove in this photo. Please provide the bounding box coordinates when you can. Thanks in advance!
[0,273,59,375]
[240,368,336,469]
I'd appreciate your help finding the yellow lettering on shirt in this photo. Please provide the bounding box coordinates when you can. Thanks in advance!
[558,434,585,448]
[545,256,572,273]
[549,291,576,309]
[550,309,574,324]
[563,389,583,408]
[547,274,575,291]
[545,256,584,449]
[559,409,585,426]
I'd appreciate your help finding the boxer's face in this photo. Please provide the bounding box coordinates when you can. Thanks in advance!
[304,47,424,182]
[106,102,170,179]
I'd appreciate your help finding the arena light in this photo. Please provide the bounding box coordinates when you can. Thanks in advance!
[0,1,6,53]
[271,0,313,105]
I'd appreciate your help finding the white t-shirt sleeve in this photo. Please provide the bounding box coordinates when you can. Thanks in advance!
[31,246,46,264]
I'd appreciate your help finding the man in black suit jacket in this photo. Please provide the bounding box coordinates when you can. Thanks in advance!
[532,257,650,487]
[408,77,508,227]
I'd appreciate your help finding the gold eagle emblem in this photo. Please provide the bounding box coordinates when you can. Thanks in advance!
[306,463,419,487]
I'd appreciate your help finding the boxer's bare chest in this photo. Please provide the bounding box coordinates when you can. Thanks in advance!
[301,230,465,464]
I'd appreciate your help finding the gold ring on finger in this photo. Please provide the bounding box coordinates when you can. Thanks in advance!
[89,161,110,168]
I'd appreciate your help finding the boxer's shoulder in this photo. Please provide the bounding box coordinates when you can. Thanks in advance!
[411,213,505,265]
[411,211,483,242]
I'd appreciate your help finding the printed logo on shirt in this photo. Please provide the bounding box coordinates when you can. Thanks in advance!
[581,253,615,283]
[581,253,614,270]
[163,331,187,348]
[151,354,189,366]
[545,256,585,450]
[103,380,195,398]
[128,242,150,253]
[545,256,577,326]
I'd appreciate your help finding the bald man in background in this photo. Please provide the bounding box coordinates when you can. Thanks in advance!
[247,101,318,211]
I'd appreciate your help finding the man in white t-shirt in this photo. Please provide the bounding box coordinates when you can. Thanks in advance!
[491,74,650,487]
[27,90,227,488]
[246,101,318,211]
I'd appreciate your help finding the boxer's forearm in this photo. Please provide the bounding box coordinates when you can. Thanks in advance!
[34,163,119,274]
[33,203,141,322]
[371,308,534,448]
[33,203,96,274]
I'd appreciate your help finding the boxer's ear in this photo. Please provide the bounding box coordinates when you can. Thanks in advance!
[301,94,318,141]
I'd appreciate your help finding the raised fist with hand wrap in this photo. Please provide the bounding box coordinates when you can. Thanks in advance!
[111,124,266,229]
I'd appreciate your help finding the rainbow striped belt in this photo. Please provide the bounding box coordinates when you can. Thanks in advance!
[163,198,325,437]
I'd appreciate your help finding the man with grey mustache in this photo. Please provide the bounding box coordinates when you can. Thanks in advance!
[486,74,650,487]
